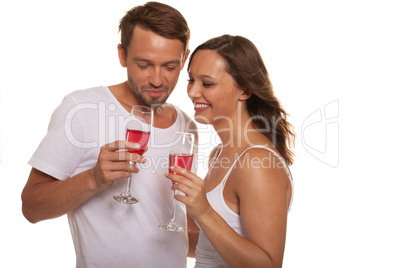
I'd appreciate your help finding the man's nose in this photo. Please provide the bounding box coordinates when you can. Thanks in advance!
[149,68,163,88]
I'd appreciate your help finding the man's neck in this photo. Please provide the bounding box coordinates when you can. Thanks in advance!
[153,104,178,129]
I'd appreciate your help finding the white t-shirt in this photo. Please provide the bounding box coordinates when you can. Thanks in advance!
[29,86,197,268]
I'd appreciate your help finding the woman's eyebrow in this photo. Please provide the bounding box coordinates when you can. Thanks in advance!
[188,71,218,80]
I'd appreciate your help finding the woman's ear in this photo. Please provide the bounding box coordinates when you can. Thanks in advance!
[239,88,253,101]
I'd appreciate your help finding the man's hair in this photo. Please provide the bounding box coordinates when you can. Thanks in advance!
[119,1,190,56]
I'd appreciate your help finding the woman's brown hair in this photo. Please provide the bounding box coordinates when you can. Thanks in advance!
[119,2,190,56]
[188,35,296,165]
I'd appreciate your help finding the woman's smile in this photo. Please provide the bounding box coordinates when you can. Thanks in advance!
[193,102,211,112]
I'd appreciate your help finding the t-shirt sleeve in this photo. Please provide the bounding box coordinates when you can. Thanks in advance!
[28,94,85,180]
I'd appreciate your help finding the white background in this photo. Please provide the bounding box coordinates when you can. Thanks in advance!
[1,0,401,267]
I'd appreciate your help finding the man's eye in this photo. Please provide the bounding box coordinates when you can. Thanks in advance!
[165,65,178,71]
[136,62,152,69]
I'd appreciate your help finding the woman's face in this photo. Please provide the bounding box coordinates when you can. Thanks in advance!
[187,49,244,126]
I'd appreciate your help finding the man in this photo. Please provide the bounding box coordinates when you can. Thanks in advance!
[21,2,197,267]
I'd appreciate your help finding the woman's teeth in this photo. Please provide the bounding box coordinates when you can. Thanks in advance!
[195,103,210,108]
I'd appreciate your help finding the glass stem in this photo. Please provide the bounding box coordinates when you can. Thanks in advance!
[124,175,132,196]
[170,190,177,222]
[123,161,134,196]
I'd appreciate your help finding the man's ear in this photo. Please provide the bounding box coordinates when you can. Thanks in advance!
[117,44,127,68]
[180,49,190,70]
[239,88,253,101]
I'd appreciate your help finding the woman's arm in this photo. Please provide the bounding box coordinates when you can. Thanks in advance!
[186,144,220,257]
[187,214,200,257]
[168,148,292,268]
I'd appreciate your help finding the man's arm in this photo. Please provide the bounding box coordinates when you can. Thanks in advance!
[22,168,98,223]
[21,141,144,223]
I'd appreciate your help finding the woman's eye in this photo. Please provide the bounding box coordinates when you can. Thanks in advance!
[203,83,214,88]
[187,78,194,84]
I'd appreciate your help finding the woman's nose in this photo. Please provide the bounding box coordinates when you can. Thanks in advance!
[187,82,200,99]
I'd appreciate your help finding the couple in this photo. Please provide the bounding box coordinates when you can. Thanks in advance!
[21,2,295,268]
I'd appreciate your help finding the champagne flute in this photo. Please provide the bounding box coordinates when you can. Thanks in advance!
[159,132,195,232]
[113,105,153,204]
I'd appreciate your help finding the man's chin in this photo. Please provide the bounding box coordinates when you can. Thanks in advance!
[150,102,164,108]
[140,95,169,108]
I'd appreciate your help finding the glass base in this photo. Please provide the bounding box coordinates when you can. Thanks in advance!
[113,193,139,204]
[159,220,185,232]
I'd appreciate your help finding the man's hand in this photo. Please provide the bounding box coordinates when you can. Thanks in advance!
[92,140,146,190]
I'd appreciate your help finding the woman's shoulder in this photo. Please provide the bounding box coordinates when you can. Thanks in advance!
[209,144,222,157]
[232,145,291,189]
[230,145,293,213]
[244,144,283,161]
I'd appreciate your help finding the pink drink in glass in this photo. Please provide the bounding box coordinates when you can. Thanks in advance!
[126,129,150,155]
[169,153,193,182]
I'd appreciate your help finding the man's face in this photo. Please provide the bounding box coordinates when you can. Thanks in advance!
[119,26,188,107]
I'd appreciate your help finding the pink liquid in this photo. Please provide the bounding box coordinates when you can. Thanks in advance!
[126,129,150,155]
[169,153,194,179]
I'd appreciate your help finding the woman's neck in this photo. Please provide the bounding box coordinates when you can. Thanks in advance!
[213,105,256,150]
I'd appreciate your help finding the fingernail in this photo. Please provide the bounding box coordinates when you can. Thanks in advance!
[128,142,140,149]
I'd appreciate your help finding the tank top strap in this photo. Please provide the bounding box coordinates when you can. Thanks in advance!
[220,145,294,211]
[221,145,266,186]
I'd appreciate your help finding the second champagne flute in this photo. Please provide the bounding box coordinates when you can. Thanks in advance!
[159,132,195,232]
[113,105,153,204]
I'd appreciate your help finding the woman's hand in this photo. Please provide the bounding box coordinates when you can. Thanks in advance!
[165,166,212,221]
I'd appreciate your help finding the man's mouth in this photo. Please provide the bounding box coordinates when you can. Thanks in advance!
[146,90,164,97]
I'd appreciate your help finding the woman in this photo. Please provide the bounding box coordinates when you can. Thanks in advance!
[166,35,295,268]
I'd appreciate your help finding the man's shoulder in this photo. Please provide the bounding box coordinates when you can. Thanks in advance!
[51,86,111,117]
[66,86,109,102]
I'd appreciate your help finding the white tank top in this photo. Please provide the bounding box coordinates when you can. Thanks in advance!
[195,145,294,268]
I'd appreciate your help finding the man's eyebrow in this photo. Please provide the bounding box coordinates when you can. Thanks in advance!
[133,57,152,63]
[133,57,180,65]
[163,60,181,65]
